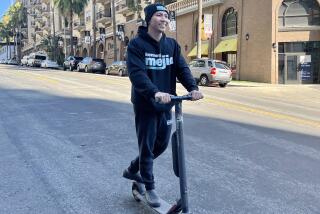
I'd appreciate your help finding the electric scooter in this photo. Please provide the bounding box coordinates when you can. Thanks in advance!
[131,94,192,214]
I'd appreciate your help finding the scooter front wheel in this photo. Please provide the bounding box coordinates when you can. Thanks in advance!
[167,199,183,214]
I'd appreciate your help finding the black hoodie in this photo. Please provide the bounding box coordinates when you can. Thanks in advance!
[127,26,198,112]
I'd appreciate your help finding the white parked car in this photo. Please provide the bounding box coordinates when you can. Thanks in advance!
[27,53,47,67]
[21,55,29,66]
[41,60,59,69]
[189,58,232,87]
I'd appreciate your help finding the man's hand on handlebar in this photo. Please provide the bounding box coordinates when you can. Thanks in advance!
[189,90,204,101]
[155,92,172,104]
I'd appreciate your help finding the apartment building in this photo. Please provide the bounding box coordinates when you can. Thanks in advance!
[72,0,150,65]
[21,0,65,55]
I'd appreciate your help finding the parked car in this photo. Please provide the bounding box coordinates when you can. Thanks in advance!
[189,58,232,87]
[27,53,47,67]
[41,60,59,69]
[63,56,83,71]
[21,55,29,66]
[105,61,127,76]
[77,57,106,73]
[7,59,19,65]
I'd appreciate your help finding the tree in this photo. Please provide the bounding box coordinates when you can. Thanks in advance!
[54,0,89,56]
[41,35,65,65]
[3,2,26,61]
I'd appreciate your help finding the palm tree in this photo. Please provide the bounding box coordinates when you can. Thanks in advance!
[54,0,89,56]
[5,2,25,62]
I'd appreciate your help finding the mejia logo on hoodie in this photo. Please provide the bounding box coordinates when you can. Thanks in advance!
[145,53,173,70]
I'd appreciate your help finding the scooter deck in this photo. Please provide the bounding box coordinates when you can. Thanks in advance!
[132,190,178,214]
[132,183,178,214]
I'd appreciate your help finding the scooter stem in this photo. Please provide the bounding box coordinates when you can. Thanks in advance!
[175,101,189,213]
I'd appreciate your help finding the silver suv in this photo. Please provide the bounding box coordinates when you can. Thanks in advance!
[189,58,232,87]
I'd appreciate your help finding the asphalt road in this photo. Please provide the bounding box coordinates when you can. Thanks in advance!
[1,65,320,214]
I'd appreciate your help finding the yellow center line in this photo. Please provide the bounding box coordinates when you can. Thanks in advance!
[203,96,320,128]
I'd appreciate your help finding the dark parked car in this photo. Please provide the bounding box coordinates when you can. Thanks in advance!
[77,57,106,73]
[105,61,127,76]
[63,56,83,71]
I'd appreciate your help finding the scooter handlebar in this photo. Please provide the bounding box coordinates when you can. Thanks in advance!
[170,94,192,101]
[154,94,192,103]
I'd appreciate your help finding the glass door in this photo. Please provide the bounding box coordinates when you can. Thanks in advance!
[284,54,305,84]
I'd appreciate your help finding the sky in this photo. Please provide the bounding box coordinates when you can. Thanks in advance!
[0,0,13,19]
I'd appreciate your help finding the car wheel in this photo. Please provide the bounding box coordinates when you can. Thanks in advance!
[219,83,227,88]
[200,75,209,86]
[118,69,123,76]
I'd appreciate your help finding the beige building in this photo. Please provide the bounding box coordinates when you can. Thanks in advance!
[165,0,320,84]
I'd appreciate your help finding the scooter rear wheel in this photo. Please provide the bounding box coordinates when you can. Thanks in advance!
[132,182,144,202]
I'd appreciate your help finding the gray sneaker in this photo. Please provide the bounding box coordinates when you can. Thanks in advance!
[145,189,161,207]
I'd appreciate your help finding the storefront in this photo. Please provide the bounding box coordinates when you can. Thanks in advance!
[278,41,320,84]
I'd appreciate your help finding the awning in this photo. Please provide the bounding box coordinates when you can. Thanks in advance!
[214,38,237,53]
[187,42,209,57]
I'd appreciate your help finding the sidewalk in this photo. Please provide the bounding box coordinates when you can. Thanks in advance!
[229,80,320,89]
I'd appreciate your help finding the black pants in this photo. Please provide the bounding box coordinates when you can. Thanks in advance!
[128,105,172,190]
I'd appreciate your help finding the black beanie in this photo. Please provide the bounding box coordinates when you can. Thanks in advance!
[144,3,169,25]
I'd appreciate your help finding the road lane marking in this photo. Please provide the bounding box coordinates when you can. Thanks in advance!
[6,70,319,128]
[203,96,320,128]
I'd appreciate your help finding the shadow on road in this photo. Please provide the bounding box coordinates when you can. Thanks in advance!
[0,87,319,214]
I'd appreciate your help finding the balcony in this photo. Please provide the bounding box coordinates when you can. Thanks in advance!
[43,22,51,31]
[117,0,135,16]
[166,0,223,16]
[35,27,43,36]
[42,7,50,17]
[31,0,42,9]
[35,13,43,21]
[97,0,111,4]
[96,9,112,24]
[73,19,86,31]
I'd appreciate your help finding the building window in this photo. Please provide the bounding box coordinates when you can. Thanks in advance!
[222,8,237,37]
[278,0,320,28]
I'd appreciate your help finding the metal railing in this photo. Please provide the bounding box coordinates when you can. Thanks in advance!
[167,0,223,13]
[96,9,112,20]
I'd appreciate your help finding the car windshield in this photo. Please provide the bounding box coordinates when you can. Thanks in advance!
[35,55,46,60]
[215,62,228,69]
[93,59,104,63]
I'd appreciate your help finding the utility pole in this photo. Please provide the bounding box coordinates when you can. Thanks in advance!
[52,2,56,61]
[111,0,117,61]
[64,19,67,56]
[196,0,202,58]
[92,0,96,58]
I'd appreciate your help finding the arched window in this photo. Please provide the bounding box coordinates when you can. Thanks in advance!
[222,8,237,37]
[278,0,320,28]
